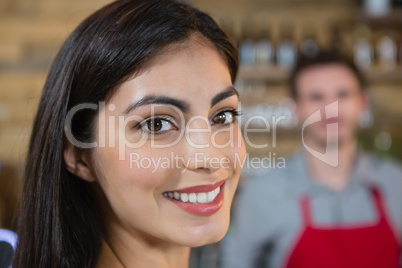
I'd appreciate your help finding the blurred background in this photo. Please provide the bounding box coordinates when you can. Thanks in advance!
[193,0,402,174]
[0,0,401,263]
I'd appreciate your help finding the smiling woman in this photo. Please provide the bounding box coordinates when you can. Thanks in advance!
[13,1,246,268]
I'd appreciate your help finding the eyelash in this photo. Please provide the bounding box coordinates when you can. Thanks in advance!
[136,109,243,135]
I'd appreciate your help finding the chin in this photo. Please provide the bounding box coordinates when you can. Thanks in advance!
[178,215,230,247]
[184,229,228,247]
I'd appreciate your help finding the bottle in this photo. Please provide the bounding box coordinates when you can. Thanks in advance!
[300,27,319,58]
[255,28,274,67]
[364,0,391,17]
[239,24,257,66]
[277,24,297,69]
[353,24,374,70]
[376,31,397,71]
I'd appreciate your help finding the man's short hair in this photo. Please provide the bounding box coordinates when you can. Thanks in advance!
[289,50,367,99]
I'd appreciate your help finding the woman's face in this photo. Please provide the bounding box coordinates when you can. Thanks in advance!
[91,36,246,247]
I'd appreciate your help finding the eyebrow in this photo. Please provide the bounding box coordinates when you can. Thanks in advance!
[123,86,239,115]
[211,86,238,108]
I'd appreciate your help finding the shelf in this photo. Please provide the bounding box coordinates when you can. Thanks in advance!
[356,8,402,25]
[238,66,289,82]
[366,67,402,82]
[238,66,402,83]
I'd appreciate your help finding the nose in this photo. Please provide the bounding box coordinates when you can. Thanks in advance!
[322,99,339,119]
[180,116,227,174]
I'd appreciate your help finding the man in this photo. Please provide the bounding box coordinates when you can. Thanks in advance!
[222,51,402,268]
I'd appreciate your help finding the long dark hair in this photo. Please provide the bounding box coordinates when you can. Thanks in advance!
[13,1,238,267]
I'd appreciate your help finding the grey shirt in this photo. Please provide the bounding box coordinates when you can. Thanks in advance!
[221,150,402,268]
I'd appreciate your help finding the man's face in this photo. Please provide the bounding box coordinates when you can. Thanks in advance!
[295,64,367,149]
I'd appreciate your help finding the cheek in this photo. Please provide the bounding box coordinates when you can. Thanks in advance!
[213,125,243,146]
[297,102,320,122]
[339,99,363,121]
[94,145,168,200]
[122,148,175,191]
[95,124,172,192]
[92,148,173,229]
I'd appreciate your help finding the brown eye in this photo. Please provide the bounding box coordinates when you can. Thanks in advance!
[140,117,175,134]
[212,111,235,125]
[147,119,163,132]
[213,113,226,124]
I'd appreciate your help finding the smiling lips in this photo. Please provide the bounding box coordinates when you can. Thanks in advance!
[163,180,225,216]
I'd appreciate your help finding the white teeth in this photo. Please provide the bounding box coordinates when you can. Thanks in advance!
[215,187,220,195]
[189,193,197,203]
[198,192,207,204]
[164,185,222,204]
[180,193,189,202]
[207,190,215,202]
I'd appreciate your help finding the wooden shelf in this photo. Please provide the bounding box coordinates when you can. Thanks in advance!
[238,66,289,82]
[238,66,402,83]
[366,67,402,82]
[356,8,402,25]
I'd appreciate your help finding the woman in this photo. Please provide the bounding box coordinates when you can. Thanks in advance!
[13,0,246,267]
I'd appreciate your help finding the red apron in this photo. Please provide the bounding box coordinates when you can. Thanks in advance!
[285,187,400,268]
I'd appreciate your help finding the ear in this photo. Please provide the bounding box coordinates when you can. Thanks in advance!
[64,142,96,182]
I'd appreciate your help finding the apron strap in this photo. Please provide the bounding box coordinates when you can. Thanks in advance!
[369,186,387,221]
[299,186,387,227]
[300,195,312,226]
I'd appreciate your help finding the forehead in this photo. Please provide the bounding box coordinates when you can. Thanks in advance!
[296,64,360,94]
[108,36,232,112]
